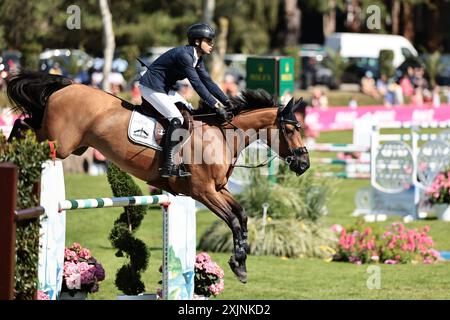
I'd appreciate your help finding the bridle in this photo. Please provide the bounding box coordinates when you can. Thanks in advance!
[278,110,309,165]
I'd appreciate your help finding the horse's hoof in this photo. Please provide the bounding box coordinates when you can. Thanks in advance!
[228,256,247,284]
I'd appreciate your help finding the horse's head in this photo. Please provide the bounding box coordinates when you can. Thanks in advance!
[276,98,310,175]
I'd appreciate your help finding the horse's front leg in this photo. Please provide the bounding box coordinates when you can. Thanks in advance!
[218,188,249,255]
[195,190,248,283]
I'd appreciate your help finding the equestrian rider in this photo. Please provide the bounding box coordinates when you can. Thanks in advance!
[139,23,232,178]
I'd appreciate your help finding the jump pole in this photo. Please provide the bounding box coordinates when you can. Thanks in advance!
[39,160,196,300]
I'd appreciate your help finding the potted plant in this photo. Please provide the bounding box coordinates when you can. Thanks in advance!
[425,169,450,221]
[59,242,105,300]
[193,252,224,299]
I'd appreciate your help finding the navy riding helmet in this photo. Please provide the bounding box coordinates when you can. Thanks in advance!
[187,23,215,45]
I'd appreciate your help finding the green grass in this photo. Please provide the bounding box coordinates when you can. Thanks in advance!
[64,167,450,300]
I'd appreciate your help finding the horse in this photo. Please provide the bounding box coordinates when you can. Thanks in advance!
[6,71,310,283]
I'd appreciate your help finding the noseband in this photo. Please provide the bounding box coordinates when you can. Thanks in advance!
[278,113,309,165]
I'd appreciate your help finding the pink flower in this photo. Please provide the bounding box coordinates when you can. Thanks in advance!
[79,248,91,259]
[66,273,81,290]
[195,252,212,264]
[384,259,398,265]
[37,290,50,300]
[64,248,78,261]
[70,242,82,251]
[330,224,343,233]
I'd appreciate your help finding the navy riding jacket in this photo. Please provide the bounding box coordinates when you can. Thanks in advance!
[139,45,229,108]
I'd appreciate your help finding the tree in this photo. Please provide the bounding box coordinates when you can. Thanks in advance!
[99,0,115,92]
[283,0,302,47]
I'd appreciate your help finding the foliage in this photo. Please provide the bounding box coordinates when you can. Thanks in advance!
[425,168,450,205]
[422,51,443,88]
[62,242,105,295]
[379,49,395,78]
[323,48,349,87]
[199,217,338,260]
[236,166,336,221]
[107,163,149,295]
[0,131,51,299]
[333,219,441,264]
[194,252,225,298]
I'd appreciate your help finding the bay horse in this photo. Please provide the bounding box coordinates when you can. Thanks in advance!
[6,71,310,283]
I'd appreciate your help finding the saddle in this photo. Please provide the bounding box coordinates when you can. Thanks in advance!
[126,99,194,159]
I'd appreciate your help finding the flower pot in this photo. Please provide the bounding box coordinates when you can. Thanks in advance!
[435,204,450,221]
[116,293,158,300]
[58,291,88,300]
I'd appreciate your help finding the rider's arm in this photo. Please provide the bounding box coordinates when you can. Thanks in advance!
[179,52,218,108]
[196,60,230,106]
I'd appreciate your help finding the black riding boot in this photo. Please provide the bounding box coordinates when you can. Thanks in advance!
[160,118,191,178]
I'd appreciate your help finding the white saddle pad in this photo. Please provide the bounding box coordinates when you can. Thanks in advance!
[128,110,163,150]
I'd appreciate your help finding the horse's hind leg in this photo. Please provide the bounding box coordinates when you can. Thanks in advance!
[196,190,248,283]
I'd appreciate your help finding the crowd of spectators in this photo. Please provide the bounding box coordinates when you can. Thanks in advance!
[360,66,444,108]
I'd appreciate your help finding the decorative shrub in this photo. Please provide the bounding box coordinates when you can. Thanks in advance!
[333,220,441,265]
[236,167,336,221]
[0,131,51,299]
[107,163,149,295]
[199,217,338,260]
[199,167,337,258]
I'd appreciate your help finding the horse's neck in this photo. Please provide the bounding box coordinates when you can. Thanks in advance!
[229,108,278,156]
[232,108,277,132]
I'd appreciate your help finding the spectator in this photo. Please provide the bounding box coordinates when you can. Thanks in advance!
[304,57,317,89]
[49,62,63,75]
[89,149,108,176]
[377,74,395,106]
[175,79,194,100]
[399,73,414,97]
[310,88,328,110]
[432,86,441,108]
[411,87,424,106]
[360,71,379,98]
[348,96,358,109]
[131,81,142,104]
[108,70,126,94]
[221,74,239,97]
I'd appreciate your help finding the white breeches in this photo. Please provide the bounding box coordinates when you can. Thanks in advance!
[140,84,191,124]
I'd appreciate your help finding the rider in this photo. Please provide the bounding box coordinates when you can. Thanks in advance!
[139,23,232,178]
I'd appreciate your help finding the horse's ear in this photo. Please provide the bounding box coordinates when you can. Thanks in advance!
[279,97,294,115]
[293,97,306,112]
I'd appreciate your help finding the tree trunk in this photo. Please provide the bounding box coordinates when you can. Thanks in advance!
[324,0,339,39]
[403,2,415,42]
[283,0,301,46]
[345,0,362,32]
[426,2,441,51]
[392,0,400,35]
[210,17,228,83]
[202,0,215,25]
[99,0,115,93]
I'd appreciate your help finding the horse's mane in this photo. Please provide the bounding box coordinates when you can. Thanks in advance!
[228,89,277,115]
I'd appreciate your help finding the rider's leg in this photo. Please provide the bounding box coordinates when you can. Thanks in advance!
[140,85,190,177]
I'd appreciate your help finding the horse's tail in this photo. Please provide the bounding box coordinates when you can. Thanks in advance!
[6,71,73,129]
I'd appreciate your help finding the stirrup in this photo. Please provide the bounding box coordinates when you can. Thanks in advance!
[159,164,191,178]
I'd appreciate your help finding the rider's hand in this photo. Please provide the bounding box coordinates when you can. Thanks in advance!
[214,102,233,121]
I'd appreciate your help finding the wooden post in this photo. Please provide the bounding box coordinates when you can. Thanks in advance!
[0,163,18,300]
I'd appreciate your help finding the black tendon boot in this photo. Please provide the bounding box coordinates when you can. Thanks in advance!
[160,118,191,178]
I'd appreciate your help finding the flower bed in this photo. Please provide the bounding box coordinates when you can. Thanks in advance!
[332,221,441,265]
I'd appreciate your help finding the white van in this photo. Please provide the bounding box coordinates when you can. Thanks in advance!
[325,33,418,68]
